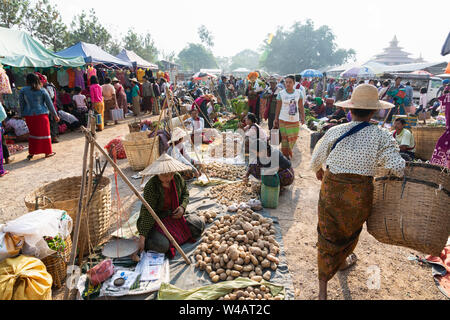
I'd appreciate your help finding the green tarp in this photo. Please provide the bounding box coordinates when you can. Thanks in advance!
[0,27,85,68]
[157,278,285,300]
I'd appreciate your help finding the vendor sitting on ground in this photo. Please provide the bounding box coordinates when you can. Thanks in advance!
[137,153,205,256]
[328,106,347,122]
[244,139,295,189]
[311,97,326,118]
[244,113,268,141]
[392,118,416,161]
[167,127,200,179]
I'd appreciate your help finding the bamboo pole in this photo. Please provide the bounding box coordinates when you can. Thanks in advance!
[78,113,96,262]
[146,97,167,167]
[80,127,191,265]
[167,88,211,182]
[63,116,91,300]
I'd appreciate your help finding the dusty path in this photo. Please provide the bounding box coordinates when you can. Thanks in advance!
[1,118,445,300]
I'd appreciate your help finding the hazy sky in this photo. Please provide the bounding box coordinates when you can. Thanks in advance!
[54,0,450,64]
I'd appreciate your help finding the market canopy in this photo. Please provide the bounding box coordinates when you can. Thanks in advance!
[300,69,323,78]
[0,27,85,68]
[56,42,132,68]
[116,49,158,69]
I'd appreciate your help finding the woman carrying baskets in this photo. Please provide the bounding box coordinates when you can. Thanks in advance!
[136,153,205,257]
[310,84,406,300]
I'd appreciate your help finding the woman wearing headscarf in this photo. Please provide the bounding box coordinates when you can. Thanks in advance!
[273,75,305,159]
[137,153,205,256]
[19,73,60,160]
[310,84,405,300]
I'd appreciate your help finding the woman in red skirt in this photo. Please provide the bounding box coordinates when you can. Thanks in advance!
[19,73,60,160]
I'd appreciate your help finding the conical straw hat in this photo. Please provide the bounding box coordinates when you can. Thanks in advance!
[140,153,191,176]
[336,84,394,110]
[168,127,188,144]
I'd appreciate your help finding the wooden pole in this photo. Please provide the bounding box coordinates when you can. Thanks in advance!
[78,113,96,262]
[168,89,211,182]
[63,116,91,300]
[80,127,191,265]
[145,97,167,167]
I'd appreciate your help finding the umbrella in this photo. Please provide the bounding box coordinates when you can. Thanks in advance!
[192,72,217,80]
[341,66,375,78]
[441,31,450,56]
[300,69,323,78]
[410,70,433,76]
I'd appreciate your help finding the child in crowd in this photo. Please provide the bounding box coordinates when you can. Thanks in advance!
[60,87,73,112]
[72,86,88,126]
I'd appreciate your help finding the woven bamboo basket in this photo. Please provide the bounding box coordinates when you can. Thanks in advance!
[41,235,72,289]
[368,163,450,256]
[24,176,112,256]
[123,133,159,171]
[128,121,141,133]
[411,126,446,160]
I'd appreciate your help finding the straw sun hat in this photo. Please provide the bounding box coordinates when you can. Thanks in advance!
[140,153,191,176]
[168,127,188,144]
[336,84,394,110]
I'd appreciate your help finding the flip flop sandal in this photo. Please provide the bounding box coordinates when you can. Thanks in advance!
[0,170,9,177]
[339,253,357,271]
[45,152,56,158]
[26,155,33,161]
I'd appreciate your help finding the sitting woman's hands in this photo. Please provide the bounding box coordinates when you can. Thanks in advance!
[172,206,185,219]
[138,235,146,253]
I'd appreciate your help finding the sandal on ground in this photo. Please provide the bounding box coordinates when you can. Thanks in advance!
[26,154,33,161]
[339,253,357,271]
[0,170,9,177]
[45,152,56,158]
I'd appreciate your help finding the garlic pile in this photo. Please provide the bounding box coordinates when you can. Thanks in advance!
[203,163,246,181]
[194,208,280,283]
[209,181,260,206]
[218,284,284,300]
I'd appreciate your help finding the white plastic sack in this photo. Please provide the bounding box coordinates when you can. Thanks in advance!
[3,209,72,259]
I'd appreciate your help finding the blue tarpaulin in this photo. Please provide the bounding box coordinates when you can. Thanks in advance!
[56,42,132,68]
[116,49,158,69]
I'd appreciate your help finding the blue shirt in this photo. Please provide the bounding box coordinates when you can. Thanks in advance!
[404,85,414,106]
[19,86,57,117]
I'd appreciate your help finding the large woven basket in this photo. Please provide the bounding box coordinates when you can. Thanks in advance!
[411,126,446,161]
[42,235,72,289]
[24,176,112,256]
[368,163,450,256]
[123,133,159,171]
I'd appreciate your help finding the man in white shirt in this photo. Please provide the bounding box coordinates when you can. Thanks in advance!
[295,74,306,98]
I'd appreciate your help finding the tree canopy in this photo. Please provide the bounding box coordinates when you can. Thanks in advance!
[260,20,355,74]
[177,43,217,72]
[65,9,112,50]
[123,29,159,63]
[230,49,260,71]
[198,25,214,48]
[0,0,29,28]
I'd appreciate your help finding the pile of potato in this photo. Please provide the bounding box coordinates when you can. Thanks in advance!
[209,181,260,206]
[218,285,284,300]
[194,208,280,283]
[203,163,246,181]
[196,209,219,224]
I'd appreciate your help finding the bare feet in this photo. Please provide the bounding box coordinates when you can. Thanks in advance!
[339,253,357,271]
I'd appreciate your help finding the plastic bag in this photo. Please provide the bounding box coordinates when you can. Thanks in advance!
[104,138,127,159]
[3,209,72,259]
[0,255,52,300]
[87,259,114,286]
[0,228,24,261]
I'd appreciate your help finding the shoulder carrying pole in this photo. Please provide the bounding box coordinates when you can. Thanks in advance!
[80,126,191,265]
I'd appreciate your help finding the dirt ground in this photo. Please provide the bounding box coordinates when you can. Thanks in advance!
[1,115,445,300]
